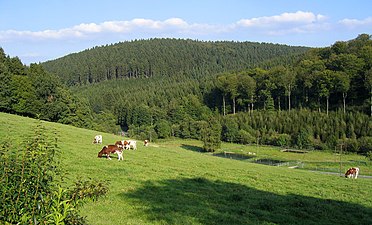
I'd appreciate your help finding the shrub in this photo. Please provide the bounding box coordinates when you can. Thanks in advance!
[274,133,292,147]
[358,137,372,154]
[222,116,239,142]
[366,151,372,161]
[0,123,108,224]
[237,129,256,144]
[155,119,172,138]
[294,128,312,149]
[344,138,360,153]
[202,118,222,152]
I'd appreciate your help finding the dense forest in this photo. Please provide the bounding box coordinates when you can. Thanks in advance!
[1,36,371,154]
[65,35,371,153]
[0,48,118,132]
[42,38,308,86]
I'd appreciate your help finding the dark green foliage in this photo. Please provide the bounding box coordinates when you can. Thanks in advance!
[0,124,59,223]
[358,137,372,154]
[0,123,109,224]
[42,38,308,86]
[0,49,13,112]
[232,109,370,152]
[155,119,172,139]
[344,138,360,153]
[367,151,372,161]
[237,129,256,144]
[295,128,313,149]
[202,117,222,152]
[0,48,109,132]
[222,116,240,142]
[2,35,372,154]
[42,36,370,151]
[268,133,292,147]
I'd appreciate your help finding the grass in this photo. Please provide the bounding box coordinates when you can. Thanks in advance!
[1,112,372,225]
[212,141,372,176]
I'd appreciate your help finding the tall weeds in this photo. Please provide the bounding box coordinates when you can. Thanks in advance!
[0,122,108,224]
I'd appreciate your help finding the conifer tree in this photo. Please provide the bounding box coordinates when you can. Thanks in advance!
[202,117,222,152]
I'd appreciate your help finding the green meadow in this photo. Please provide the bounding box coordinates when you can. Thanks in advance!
[1,112,371,225]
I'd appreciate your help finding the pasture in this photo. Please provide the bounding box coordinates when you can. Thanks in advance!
[1,112,372,225]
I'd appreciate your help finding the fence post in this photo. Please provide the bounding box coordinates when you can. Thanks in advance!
[339,143,344,177]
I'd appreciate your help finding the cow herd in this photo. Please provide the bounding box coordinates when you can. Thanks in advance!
[92,136,362,178]
[93,135,148,161]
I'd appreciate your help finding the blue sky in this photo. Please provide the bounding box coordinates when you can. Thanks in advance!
[1,0,371,64]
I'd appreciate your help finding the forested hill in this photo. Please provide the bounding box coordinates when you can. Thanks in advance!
[42,38,309,86]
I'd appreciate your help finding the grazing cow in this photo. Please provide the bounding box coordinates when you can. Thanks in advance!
[144,140,149,147]
[98,145,124,160]
[115,140,125,148]
[345,167,359,179]
[124,140,137,150]
[93,135,102,144]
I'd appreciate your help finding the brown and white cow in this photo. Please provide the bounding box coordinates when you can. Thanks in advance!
[98,145,124,160]
[144,140,149,147]
[115,140,125,148]
[345,167,359,179]
[124,140,137,150]
[93,135,102,144]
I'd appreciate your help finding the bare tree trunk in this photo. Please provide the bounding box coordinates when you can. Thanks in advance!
[223,96,226,116]
[233,97,236,114]
[326,96,329,116]
[343,92,347,114]
[288,84,292,111]
[318,98,321,113]
[288,89,291,111]
[251,95,254,112]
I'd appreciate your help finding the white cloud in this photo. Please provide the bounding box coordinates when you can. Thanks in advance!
[0,17,225,42]
[73,23,103,33]
[234,11,329,36]
[0,12,334,42]
[237,11,326,27]
[339,17,372,28]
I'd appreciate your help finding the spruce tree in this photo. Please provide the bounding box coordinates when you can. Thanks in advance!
[202,117,222,152]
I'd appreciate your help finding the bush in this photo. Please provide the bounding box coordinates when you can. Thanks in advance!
[155,119,172,138]
[202,118,222,152]
[358,137,372,154]
[344,138,360,153]
[366,151,372,161]
[222,116,239,142]
[0,123,108,224]
[274,133,292,147]
[237,129,255,144]
[294,128,312,149]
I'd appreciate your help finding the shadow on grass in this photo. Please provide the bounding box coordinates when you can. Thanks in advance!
[122,177,372,225]
[213,152,255,160]
[254,158,288,166]
[181,144,205,153]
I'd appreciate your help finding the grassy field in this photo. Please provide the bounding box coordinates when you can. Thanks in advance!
[211,142,372,176]
[1,112,372,225]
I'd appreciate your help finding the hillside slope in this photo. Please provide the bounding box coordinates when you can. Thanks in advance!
[1,112,371,225]
[42,38,308,86]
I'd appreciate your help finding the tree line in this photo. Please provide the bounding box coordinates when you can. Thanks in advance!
[0,48,119,132]
[213,34,372,116]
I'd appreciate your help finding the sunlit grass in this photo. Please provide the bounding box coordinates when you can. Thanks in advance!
[1,112,372,225]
